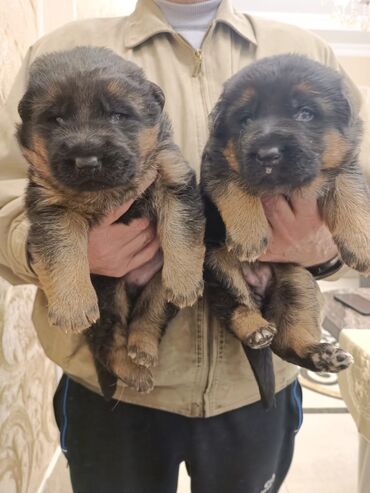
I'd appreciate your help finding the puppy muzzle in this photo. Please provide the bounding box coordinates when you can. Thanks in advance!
[48,132,138,191]
[237,128,321,193]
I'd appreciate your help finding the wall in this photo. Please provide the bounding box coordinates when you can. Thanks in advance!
[0,0,137,105]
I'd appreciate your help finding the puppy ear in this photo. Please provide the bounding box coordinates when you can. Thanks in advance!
[209,98,225,138]
[17,90,34,148]
[150,81,165,112]
[18,89,33,122]
[341,75,362,126]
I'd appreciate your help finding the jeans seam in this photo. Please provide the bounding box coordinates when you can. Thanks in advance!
[292,380,303,433]
[61,376,70,454]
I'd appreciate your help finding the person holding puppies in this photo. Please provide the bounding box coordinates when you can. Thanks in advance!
[0,0,368,492]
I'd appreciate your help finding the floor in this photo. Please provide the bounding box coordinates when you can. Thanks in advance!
[280,390,358,493]
[42,276,361,493]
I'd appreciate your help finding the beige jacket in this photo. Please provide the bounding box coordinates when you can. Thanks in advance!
[0,0,367,417]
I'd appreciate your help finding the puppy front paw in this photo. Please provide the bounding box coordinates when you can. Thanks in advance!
[165,279,204,308]
[226,233,268,262]
[337,242,370,274]
[48,290,99,333]
[162,244,205,308]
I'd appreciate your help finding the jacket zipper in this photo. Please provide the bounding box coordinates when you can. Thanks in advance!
[174,27,215,416]
[173,21,213,78]
[193,50,202,77]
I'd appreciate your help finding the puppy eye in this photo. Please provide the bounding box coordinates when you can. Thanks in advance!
[55,116,65,125]
[294,107,315,122]
[240,114,253,126]
[110,112,129,123]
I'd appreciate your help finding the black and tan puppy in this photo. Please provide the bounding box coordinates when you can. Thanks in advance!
[18,46,205,398]
[202,54,367,404]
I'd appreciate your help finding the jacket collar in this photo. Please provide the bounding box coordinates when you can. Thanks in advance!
[124,0,257,48]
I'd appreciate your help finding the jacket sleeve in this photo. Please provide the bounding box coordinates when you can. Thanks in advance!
[0,47,38,285]
[317,40,370,281]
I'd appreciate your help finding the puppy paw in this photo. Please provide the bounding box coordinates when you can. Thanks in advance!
[133,369,154,394]
[338,244,370,275]
[110,344,155,394]
[245,323,277,349]
[309,343,354,372]
[127,332,160,368]
[334,232,370,274]
[128,344,159,369]
[165,279,204,308]
[116,365,154,394]
[226,234,268,262]
[48,294,99,333]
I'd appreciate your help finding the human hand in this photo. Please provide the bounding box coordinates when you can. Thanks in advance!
[88,177,163,285]
[259,191,338,267]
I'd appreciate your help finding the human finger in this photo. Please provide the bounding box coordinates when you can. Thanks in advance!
[107,218,151,244]
[262,195,295,227]
[289,190,321,219]
[125,237,161,274]
[118,224,157,258]
[125,250,164,286]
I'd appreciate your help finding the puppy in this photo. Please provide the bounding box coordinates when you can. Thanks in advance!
[201,54,367,405]
[18,46,205,399]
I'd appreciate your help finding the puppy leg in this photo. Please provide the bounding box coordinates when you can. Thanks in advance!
[88,276,153,396]
[155,146,205,308]
[320,172,370,274]
[28,208,99,333]
[127,272,178,368]
[206,249,276,406]
[267,264,353,372]
[202,154,269,261]
[206,246,276,348]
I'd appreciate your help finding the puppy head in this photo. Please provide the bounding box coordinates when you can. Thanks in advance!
[18,46,164,192]
[210,54,361,194]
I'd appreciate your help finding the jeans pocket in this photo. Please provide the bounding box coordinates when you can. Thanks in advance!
[291,379,303,434]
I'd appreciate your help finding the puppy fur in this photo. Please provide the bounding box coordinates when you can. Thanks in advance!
[18,46,205,398]
[201,54,367,404]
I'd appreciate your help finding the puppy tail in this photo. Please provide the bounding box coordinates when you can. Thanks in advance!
[95,360,117,401]
[242,345,276,409]
[94,359,118,401]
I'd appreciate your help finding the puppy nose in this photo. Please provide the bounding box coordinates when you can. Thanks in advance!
[75,156,101,169]
[256,147,281,165]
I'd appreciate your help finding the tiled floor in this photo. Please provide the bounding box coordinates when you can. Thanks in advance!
[42,275,361,493]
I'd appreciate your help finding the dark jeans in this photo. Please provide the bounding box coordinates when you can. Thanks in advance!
[53,376,303,493]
